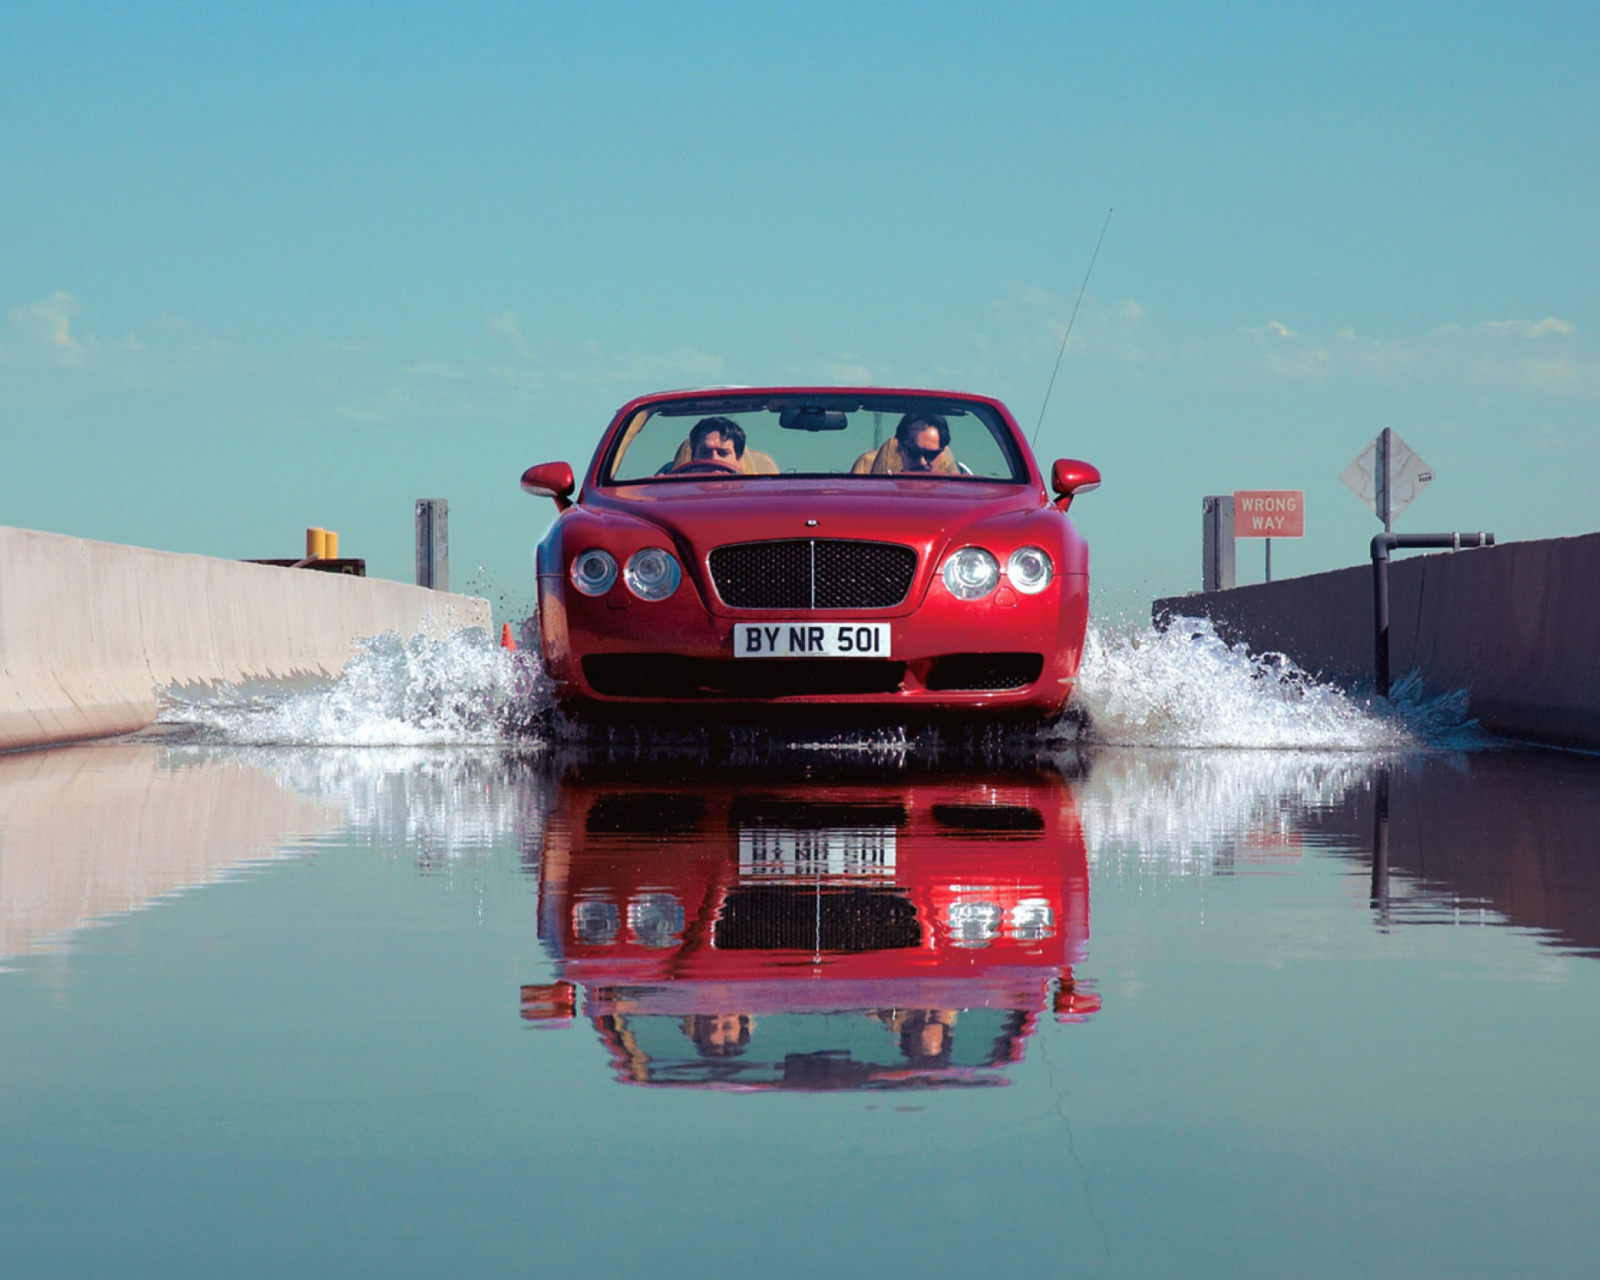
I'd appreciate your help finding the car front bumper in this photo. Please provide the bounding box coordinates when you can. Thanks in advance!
[538,573,1089,717]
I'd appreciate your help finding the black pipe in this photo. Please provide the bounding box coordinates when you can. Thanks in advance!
[1370,765,1391,925]
[1370,532,1495,697]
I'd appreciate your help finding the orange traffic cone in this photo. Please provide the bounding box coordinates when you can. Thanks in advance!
[500,621,517,651]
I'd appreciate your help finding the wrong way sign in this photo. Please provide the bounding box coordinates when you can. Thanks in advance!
[1232,490,1304,538]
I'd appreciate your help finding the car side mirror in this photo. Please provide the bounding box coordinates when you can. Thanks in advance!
[1050,458,1101,510]
[521,461,575,510]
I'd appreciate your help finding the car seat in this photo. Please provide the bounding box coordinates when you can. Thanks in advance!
[669,438,780,474]
[849,439,960,475]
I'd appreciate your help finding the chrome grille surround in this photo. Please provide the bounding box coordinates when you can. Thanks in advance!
[707,539,917,610]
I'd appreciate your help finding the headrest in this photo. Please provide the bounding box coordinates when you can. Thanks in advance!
[858,438,960,476]
[670,438,778,475]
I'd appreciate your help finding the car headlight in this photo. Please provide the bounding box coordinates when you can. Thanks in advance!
[947,900,1002,947]
[941,547,1000,600]
[570,548,618,596]
[1006,546,1053,595]
[572,899,620,945]
[1010,897,1055,940]
[627,893,685,948]
[624,548,681,601]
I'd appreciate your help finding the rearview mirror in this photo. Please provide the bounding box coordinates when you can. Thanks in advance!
[1051,458,1101,510]
[521,461,575,510]
[778,407,849,432]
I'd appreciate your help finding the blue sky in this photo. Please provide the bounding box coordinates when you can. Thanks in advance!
[3,2,1597,621]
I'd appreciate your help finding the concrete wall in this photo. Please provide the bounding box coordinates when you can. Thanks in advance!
[1298,751,1600,957]
[0,743,342,959]
[1154,532,1600,750]
[0,525,490,752]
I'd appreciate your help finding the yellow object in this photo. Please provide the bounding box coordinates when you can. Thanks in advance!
[306,527,327,560]
[325,530,338,559]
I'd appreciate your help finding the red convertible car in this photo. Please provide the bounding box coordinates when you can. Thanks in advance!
[519,767,1099,1090]
[520,387,1100,719]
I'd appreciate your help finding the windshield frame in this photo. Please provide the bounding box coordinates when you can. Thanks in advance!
[591,388,1037,490]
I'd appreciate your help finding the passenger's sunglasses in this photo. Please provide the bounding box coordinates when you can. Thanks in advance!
[903,445,943,464]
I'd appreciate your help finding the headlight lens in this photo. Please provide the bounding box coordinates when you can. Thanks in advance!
[1010,897,1056,940]
[941,547,1000,600]
[570,549,617,596]
[627,893,685,948]
[947,900,1002,947]
[1006,546,1054,594]
[624,548,681,601]
[572,899,620,945]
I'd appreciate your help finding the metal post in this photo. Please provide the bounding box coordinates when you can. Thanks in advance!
[1376,427,1392,533]
[1202,496,1235,592]
[415,499,449,591]
[1370,766,1390,925]
[1370,531,1494,697]
[1265,538,1272,583]
[1372,535,1391,697]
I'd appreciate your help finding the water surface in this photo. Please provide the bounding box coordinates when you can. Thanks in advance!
[4,738,1598,1278]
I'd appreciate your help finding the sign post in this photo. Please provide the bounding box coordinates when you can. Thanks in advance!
[1202,496,1235,591]
[415,498,449,591]
[1232,490,1304,583]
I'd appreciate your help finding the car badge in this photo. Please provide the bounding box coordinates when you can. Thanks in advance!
[805,519,819,527]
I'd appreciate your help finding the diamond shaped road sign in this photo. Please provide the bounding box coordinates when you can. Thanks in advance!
[1341,429,1434,524]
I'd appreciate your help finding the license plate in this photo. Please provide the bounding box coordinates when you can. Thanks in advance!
[739,827,897,880]
[734,622,891,658]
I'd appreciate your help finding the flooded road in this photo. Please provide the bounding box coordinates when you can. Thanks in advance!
[4,735,1599,1278]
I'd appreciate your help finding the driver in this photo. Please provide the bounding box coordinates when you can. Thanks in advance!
[674,416,745,470]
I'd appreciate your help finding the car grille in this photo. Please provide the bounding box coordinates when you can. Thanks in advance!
[708,539,917,609]
[922,653,1045,691]
[714,886,922,952]
[583,654,906,699]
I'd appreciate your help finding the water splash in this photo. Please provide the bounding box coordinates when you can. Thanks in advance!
[1073,617,1477,750]
[1078,748,1377,875]
[206,745,550,866]
[152,616,1482,757]
[157,628,550,747]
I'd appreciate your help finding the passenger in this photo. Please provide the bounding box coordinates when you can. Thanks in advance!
[681,1012,753,1058]
[850,412,959,475]
[897,1009,956,1068]
[868,1007,957,1068]
[894,413,950,473]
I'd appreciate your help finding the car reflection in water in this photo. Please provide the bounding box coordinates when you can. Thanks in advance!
[521,767,1098,1090]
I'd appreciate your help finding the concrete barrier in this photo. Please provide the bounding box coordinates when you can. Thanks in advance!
[1300,751,1600,955]
[1154,532,1600,750]
[0,743,342,960]
[0,525,490,752]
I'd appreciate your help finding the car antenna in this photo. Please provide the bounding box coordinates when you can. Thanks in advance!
[1031,207,1113,452]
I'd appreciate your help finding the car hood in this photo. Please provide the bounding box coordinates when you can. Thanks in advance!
[589,478,1040,550]
[583,478,1049,616]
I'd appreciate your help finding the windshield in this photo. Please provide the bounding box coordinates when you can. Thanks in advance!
[603,395,1029,484]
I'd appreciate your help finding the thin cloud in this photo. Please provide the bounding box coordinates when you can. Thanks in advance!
[1210,315,1597,398]
[1474,317,1575,338]
[822,357,872,383]
[487,310,531,355]
[12,291,86,364]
